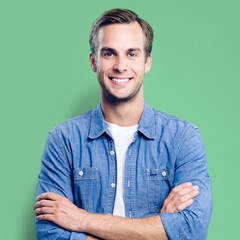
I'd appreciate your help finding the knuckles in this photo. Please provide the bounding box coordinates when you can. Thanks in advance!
[172,187,178,193]
[162,202,171,212]
[55,201,63,208]
[176,205,182,212]
[39,200,46,206]
[178,196,185,204]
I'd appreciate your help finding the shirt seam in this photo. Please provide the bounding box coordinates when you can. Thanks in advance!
[49,130,72,178]
[175,125,197,161]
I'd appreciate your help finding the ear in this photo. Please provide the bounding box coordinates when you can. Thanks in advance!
[144,54,152,74]
[89,53,97,72]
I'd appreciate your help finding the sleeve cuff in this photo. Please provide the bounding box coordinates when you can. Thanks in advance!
[70,231,87,240]
[160,212,187,240]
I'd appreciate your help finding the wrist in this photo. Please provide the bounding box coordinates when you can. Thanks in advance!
[77,210,92,232]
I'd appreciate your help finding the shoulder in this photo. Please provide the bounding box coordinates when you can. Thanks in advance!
[49,110,94,139]
[151,108,201,146]
[153,108,197,131]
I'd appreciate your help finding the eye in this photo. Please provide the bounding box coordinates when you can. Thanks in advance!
[104,52,114,57]
[128,52,136,58]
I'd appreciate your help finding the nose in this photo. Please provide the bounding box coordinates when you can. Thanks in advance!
[113,55,128,72]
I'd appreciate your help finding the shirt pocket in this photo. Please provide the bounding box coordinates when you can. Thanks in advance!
[73,167,100,212]
[146,168,174,213]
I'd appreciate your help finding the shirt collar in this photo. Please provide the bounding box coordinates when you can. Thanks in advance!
[88,101,155,139]
[88,103,107,139]
[137,101,155,139]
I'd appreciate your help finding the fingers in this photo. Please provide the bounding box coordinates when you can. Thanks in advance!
[174,189,199,212]
[161,182,200,213]
[174,184,199,205]
[163,182,191,206]
[172,182,193,192]
[167,183,198,203]
[34,193,86,231]
[177,199,194,212]
[34,199,53,211]
[34,199,55,217]
[36,213,55,221]
[36,192,62,202]
[178,186,199,203]
[34,193,65,218]
[35,206,56,216]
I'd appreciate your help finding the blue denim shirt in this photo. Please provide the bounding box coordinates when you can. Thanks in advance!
[35,101,212,240]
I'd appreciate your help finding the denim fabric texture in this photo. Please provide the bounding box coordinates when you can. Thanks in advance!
[35,101,212,240]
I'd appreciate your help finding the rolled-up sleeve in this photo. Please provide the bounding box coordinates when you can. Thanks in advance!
[160,126,212,240]
[35,130,87,240]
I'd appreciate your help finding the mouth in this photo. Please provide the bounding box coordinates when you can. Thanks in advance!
[109,77,133,83]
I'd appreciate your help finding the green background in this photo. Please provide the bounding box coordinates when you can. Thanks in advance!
[1,0,239,239]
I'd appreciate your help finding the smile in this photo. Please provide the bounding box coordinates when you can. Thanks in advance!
[109,77,133,83]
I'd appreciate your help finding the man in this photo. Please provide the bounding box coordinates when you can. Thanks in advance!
[34,9,212,240]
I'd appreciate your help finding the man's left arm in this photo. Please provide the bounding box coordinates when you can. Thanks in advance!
[160,126,212,240]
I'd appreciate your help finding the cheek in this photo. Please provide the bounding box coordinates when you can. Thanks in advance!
[130,59,145,68]
[131,63,146,76]
[98,61,112,74]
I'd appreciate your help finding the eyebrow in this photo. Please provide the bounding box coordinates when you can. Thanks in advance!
[101,48,116,53]
[128,48,142,53]
[100,47,142,53]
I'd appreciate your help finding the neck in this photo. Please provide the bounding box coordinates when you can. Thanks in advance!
[101,91,144,127]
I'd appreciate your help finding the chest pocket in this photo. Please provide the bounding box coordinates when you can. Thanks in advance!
[147,168,174,213]
[73,167,100,212]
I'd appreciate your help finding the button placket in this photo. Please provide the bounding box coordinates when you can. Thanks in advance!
[106,139,117,214]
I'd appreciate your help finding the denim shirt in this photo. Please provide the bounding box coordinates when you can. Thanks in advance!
[35,101,212,240]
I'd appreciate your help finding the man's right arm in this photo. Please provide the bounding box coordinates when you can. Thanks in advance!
[35,131,89,240]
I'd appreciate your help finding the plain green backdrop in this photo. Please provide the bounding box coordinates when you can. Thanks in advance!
[1,0,239,239]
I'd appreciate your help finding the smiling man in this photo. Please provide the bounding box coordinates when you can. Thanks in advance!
[34,9,212,240]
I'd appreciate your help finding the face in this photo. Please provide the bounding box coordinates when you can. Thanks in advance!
[89,22,152,104]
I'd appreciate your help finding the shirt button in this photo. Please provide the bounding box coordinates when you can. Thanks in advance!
[162,171,167,177]
[79,170,84,176]
[110,150,115,156]
[111,183,116,188]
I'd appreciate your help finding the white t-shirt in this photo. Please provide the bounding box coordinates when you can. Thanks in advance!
[106,122,138,217]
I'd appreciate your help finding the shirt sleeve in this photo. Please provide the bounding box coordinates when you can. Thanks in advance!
[160,125,212,240]
[35,130,87,240]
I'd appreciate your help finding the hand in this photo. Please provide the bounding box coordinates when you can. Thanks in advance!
[160,182,199,213]
[34,192,88,232]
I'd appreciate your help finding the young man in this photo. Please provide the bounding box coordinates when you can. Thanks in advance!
[34,9,212,240]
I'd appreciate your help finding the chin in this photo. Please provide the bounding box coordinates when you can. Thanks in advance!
[103,91,139,104]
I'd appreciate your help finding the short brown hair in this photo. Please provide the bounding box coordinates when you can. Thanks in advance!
[89,9,154,59]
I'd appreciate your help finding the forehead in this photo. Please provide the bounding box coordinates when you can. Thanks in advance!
[98,22,145,50]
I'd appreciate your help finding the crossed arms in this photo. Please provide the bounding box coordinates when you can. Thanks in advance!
[34,182,199,240]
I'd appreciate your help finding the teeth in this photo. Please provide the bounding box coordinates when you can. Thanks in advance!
[111,78,130,82]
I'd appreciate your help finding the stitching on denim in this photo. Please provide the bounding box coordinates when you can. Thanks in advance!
[179,232,188,240]
[153,109,188,123]
[49,131,68,160]
[175,125,197,162]
[49,131,72,178]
